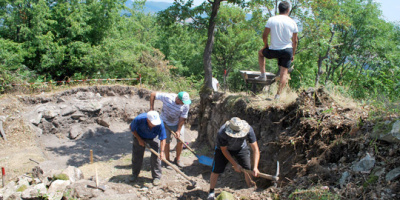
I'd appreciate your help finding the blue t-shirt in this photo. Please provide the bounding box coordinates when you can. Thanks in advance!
[216,124,257,151]
[130,113,167,140]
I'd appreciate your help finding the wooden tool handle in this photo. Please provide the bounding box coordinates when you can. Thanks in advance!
[242,169,279,181]
[144,143,192,182]
[164,125,196,154]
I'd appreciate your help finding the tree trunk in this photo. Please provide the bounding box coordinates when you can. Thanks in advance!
[198,0,221,142]
[203,0,221,90]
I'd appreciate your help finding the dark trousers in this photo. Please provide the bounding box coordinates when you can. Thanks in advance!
[132,137,162,179]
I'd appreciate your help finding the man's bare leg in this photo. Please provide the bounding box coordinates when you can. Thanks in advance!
[258,50,266,74]
[175,142,183,161]
[277,66,289,96]
[209,172,219,190]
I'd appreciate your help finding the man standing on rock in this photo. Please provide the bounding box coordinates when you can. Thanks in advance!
[130,111,166,186]
[256,1,298,100]
[207,117,260,200]
[150,91,191,168]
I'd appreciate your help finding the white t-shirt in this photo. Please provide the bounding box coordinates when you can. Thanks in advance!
[212,77,219,91]
[265,15,298,50]
[155,93,189,126]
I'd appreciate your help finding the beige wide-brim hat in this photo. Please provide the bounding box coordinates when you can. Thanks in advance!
[225,117,250,138]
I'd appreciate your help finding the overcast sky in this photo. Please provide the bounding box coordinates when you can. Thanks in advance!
[148,0,400,23]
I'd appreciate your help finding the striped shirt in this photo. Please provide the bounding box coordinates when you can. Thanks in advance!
[156,93,190,126]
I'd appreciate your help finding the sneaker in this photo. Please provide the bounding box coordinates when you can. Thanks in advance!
[153,178,161,186]
[162,161,172,169]
[174,158,184,168]
[274,94,280,100]
[254,75,266,81]
[207,192,215,200]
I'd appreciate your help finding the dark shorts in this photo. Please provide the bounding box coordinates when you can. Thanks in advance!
[211,147,251,174]
[262,48,293,68]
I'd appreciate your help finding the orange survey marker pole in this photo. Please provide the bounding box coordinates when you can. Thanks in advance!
[2,167,5,187]
[90,150,93,164]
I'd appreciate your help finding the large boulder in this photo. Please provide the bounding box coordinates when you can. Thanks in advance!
[66,180,103,199]
[371,120,400,143]
[62,166,84,183]
[48,180,71,200]
[21,183,47,199]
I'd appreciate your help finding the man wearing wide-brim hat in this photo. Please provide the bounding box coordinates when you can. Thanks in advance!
[207,117,260,200]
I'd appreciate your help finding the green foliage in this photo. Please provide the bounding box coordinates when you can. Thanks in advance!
[363,175,379,188]
[0,0,399,106]
[213,5,260,91]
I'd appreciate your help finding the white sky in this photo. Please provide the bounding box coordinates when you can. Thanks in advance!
[148,0,400,23]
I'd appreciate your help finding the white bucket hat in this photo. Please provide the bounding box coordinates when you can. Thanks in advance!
[147,111,161,126]
[225,117,250,138]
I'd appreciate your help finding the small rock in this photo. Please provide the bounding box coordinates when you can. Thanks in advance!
[339,171,350,187]
[43,110,58,119]
[30,113,43,126]
[352,153,375,173]
[97,118,110,128]
[386,167,400,182]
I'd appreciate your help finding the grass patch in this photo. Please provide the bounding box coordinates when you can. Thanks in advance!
[53,173,69,181]
[289,186,340,200]
[16,184,28,192]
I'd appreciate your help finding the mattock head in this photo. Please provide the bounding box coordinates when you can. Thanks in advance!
[186,180,197,190]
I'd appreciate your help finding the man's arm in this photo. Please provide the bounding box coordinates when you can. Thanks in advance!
[249,142,260,177]
[132,130,145,147]
[292,32,298,61]
[150,92,157,111]
[221,146,242,173]
[262,28,271,49]
[159,139,166,160]
[175,117,186,138]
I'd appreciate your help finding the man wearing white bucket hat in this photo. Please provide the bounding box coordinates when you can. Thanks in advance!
[130,111,166,186]
[207,117,260,200]
[150,91,191,168]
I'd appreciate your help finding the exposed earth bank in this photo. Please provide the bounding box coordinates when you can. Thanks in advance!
[0,85,399,199]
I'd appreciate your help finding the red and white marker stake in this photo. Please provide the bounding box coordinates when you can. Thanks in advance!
[2,167,5,187]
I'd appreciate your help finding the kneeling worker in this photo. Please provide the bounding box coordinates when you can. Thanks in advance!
[130,111,166,186]
[208,117,260,200]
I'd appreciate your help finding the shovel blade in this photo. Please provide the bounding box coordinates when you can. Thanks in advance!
[197,155,213,166]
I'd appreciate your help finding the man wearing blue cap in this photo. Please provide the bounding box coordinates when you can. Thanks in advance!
[150,91,191,168]
[130,111,166,186]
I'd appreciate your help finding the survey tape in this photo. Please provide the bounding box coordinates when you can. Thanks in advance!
[2,76,141,87]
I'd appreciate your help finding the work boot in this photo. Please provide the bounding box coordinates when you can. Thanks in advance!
[254,75,266,81]
[174,158,184,168]
[153,178,161,186]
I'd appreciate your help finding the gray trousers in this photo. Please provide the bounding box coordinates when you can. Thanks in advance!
[132,136,162,179]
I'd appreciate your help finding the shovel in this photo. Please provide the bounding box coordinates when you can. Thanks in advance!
[165,125,213,166]
[144,143,196,188]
